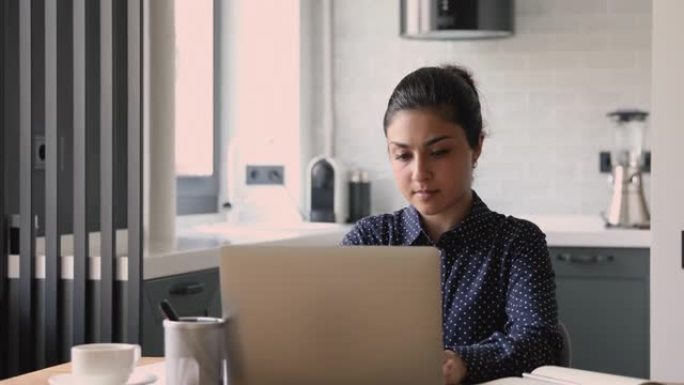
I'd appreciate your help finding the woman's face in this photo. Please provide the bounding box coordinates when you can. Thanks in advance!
[386,109,482,217]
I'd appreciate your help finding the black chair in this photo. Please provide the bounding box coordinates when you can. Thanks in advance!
[558,321,572,367]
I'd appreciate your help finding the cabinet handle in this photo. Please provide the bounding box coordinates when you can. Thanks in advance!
[556,253,614,264]
[169,282,205,296]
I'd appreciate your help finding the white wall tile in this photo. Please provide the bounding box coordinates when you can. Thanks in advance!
[553,0,608,15]
[608,28,651,49]
[552,32,610,51]
[608,0,652,14]
[527,51,583,70]
[518,0,558,17]
[581,51,638,69]
[581,14,649,33]
[517,15,582,34]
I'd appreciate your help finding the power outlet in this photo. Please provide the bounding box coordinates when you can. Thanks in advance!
[245,165,285,185]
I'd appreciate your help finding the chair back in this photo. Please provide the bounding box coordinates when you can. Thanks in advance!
[558,321,572,367]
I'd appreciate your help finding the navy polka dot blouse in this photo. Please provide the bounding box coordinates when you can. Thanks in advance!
[341,190,562,384]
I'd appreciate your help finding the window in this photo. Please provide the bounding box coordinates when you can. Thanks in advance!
[175,0,220,215]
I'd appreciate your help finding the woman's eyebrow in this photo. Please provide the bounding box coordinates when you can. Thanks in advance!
[388,135,454,149]
[423,135,453,146]
[388,141,410,149]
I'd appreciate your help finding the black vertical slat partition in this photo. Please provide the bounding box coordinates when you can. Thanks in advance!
[71,0,87,348]
[126,0,143,344]
[1,0,144,375]
[99,0,115,344]
[44,0,60,366]
[0,0,7,378]
[18,0,36,373]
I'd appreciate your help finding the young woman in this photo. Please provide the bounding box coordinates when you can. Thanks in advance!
[342,65,562,384]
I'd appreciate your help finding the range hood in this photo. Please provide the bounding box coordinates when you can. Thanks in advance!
[400,0,514,40]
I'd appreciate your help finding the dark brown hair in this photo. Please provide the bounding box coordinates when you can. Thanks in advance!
[383,65,483,149]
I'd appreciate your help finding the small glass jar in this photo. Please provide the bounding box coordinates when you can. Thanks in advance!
[347,170,371,223]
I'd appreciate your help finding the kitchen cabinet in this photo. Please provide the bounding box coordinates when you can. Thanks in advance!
[550,247,649,378]
[141,268,221,356]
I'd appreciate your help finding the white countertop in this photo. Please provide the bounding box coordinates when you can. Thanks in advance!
[144,215,649,279]
[516,215,651,249]
[5,215,650,280]
[181,214,653,249]
[144,222,351,279]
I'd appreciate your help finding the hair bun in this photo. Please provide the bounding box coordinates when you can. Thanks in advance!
[441,64,478,97]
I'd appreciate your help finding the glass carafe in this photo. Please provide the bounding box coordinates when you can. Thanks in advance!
[608,110,649,168]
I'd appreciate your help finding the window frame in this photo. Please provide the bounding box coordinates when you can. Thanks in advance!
[176,0,221,216]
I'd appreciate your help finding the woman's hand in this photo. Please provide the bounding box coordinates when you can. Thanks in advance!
[443,349,467,385]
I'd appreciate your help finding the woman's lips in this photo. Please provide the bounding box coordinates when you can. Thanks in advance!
[413,189,438,200]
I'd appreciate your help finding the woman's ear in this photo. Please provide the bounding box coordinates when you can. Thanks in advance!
[472,133,484,164]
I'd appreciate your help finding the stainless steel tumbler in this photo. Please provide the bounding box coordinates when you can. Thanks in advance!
[164,316,226,385]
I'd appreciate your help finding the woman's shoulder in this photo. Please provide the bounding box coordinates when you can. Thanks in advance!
[487,211,547,246]
[341,208,411,246]
[502,215,545,236]
[470,192,545,244]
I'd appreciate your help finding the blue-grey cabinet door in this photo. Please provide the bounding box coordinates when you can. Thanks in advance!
[551,248,649,379]
[141,268,222,356]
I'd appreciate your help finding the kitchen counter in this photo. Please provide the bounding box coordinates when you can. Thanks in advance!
[146,214,650,278]
[144,222,350,279]
[5,215,650,280]
[517,214,651,249]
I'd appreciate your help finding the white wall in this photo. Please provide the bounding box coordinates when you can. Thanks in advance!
[220,0,306,224]
[650,0,684,381]
[308,0,652,216]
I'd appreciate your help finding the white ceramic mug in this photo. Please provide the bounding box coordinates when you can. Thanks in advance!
[71,343,141,385]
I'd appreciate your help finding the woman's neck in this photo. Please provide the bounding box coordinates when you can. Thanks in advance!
[421,190,474,243]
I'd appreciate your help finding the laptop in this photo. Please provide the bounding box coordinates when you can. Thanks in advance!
[219,245,444,385]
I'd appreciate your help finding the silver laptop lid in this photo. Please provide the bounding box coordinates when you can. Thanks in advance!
[219,245,444,385]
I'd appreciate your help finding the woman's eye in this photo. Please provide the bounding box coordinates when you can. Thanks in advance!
[394,153,411,161]
[431,149,450,157]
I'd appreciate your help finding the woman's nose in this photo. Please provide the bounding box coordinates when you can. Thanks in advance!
[412,155,432,182]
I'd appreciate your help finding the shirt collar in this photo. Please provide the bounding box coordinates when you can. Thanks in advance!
[401,190,492,246]
[401,205,424,246]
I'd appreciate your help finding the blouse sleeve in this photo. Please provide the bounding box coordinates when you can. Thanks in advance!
[340,217,385,246]
[453,222,563,384]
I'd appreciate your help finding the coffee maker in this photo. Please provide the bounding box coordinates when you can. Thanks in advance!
[306,156,348,223]
[604,109,650,229]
